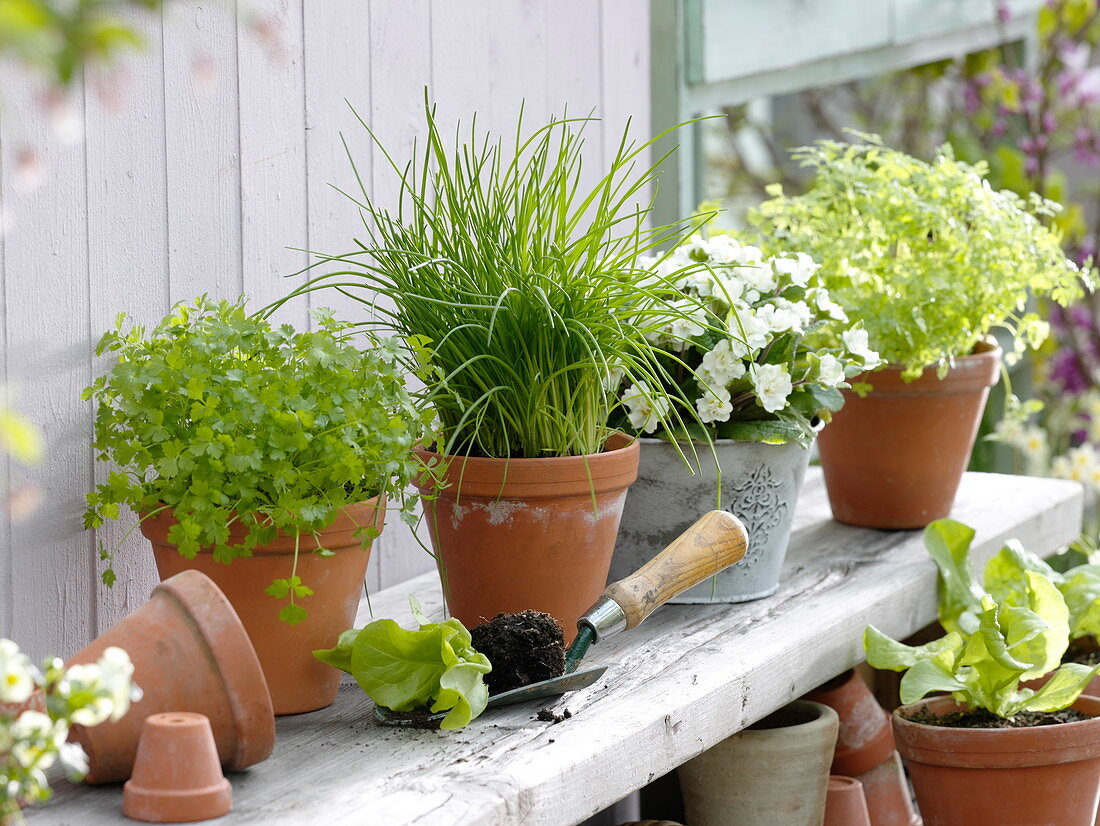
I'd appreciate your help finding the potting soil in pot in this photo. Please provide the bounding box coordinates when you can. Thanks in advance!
[904,705,1092,729]
[471,610,565,694]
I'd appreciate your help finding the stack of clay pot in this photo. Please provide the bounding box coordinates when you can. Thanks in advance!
[68,569,276,785]
[805,670,920,826]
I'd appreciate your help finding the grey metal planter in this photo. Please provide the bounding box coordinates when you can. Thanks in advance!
[609,437,812,603]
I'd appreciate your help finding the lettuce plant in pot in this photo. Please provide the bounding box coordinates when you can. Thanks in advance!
[83,297,425,714]
[607,229,879,602]
[925,517,1100,700]
[864,561,1100,826]
[270,101,707,638]
[753,135,1087,529]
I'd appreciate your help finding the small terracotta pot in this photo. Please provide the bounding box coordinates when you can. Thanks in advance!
[123,712,232,823]
[893,694,1100,826]
[806,670,895,777]
[825,776,872,826]
[678,700,839,826]
[817,342,1001,529]
[855,752,922,826]
[414,434,638,639]
[143,497,384,715]
[68,569,275,784]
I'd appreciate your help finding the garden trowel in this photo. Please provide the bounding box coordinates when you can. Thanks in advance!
[377,509,748,725]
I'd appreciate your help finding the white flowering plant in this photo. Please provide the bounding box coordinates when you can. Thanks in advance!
[614,231,882,444]
[1,641,139,820]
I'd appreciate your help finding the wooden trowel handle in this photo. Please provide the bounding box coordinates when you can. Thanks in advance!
[602,510,748,629]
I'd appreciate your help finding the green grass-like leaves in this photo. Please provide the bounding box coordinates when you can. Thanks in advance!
[271,99,710,458]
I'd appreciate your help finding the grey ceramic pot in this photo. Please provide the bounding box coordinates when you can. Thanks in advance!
[678,701,839,826]
[609,437,812,603]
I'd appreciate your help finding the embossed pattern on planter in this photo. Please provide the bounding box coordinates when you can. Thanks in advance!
[610,439,812,603]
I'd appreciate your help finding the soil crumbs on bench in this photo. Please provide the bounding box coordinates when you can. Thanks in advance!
[471,610,566,694]
[905,705,1093,729]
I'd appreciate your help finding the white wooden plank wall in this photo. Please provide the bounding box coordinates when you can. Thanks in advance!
[0,0,652,662]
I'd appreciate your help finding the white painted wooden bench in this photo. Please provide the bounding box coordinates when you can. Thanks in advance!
[34,469,1082,826]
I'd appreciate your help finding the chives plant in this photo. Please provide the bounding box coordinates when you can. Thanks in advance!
[275,100,710,459]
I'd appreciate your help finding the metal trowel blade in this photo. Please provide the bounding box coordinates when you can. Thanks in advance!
[375,664,607,726]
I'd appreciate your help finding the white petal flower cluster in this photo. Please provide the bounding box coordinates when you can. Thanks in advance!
[624,231,880,433]
[621,383,671,434]
[2,641,140,809]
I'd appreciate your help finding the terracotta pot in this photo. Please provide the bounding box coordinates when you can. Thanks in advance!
[68,570,274,784]
[825,776,872,826]
[817,342,1001,529]
[414,434,638,639]
[806,670,895,777]
[678,700,839,825]
[856,752,922,826]
[893,694,1100,826]
[143,497,384,715]
[806,672,920,826]
[123,712,232,823]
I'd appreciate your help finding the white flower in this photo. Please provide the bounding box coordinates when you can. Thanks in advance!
[667,299,708,342]
[842,327,883,369]
[622,383,670,434]
[807,287,848,322]
[738,263,776,294]
[776,298,813,330]
[706,234,742,264]
[756,304,804,335]
[58,740,89,780]
[674,266,718,298]
[993,416,1025,447]
[1020,426,1048,460]
[97,647,139,722]
[773,252,818,287]
[603,363,626,392]
[728,306,771,356]
[700,340,747,386]
[817,354,845,388]
[712,273,745,305]
[752,364,793,413]
[731,244,763,265]
[10,710,65,770]
[0,639,36,704]
[696,385,734,425]
[682,233,711,259]
[1052,455,1073,480]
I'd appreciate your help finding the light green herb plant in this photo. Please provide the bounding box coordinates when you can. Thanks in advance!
[926,518,1100,643]
[751,135,1087,378]
[314,597,491,730]
[83,297,428,623]
[864,519,1100,718]
[268,97,712,459]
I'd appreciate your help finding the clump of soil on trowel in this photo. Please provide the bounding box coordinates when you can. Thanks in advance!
[471,610,566,694]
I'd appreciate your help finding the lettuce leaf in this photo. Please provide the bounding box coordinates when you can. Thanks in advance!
[923,519,983,635]
[314,597,491,730]
[865,567,1098,718]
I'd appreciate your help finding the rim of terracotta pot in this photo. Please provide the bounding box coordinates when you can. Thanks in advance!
[892,694,1100,768]
[151,571,275,770]
[413,431,639,499]
[849,339,1001,396]
[139,496,386,553]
